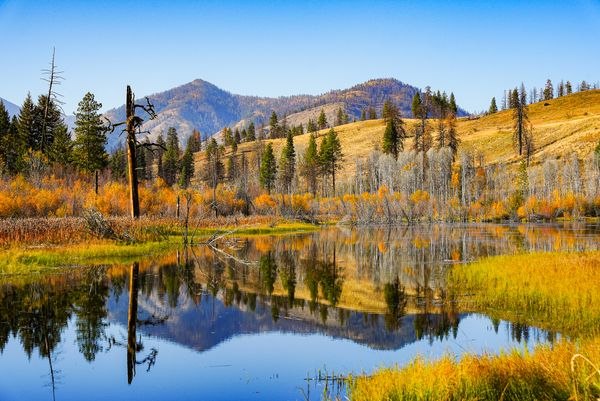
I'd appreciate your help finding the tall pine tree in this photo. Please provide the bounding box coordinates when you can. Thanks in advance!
[72,92,108,173]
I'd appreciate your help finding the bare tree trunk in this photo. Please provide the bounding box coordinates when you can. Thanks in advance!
[127,262,139,384]
[126,86,140,219]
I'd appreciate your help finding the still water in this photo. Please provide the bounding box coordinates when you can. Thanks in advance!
[1,223,599,401]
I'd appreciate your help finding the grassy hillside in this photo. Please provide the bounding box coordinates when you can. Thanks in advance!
[194,90,600,181]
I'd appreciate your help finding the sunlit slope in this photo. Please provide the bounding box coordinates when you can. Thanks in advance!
[195,90,600,178]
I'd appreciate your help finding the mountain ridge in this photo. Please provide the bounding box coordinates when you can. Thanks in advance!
[103,78,467,150]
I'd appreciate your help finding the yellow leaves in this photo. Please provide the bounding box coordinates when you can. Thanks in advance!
[410,189,429,204]
[254,193,277,212]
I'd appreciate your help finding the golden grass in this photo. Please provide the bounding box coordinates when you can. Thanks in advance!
[350,338,600,401]
[350,251,600,401]
[450,251,600,337]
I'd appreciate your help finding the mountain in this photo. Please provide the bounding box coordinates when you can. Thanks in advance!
[103,78,467,150]
[0,97,20,118]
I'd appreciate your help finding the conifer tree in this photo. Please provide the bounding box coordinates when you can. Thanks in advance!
[3,115,25,174]
[48,124,73,166]
[279,130,296,193]
[307,119,317,133]
[223,128,233,146]
[566,81,573,95]
[446,114,459,159]
[269,111,279,138]
[300,133,319,196]
[368,106,377,120]
[317,109,328,129]
[236,129,243,144]
[110,147,127,181]
[382,120,400,159]
[246,122,256,142]
[17,93,37,151]
[488,97,498,114]
[189,130,202,152]
[513,84,531,157]
[260,143,277,193]
[449,93,458,115]
[360,109,366,121]
[72,92,108,173]
[543,79,554,100]
[156,134,166,181]
[179,145,194,188]
[319,128,343,195]
[0,103,13,173]
[558,81,565,97]
[162,127,180,186]
[411,92,430,152]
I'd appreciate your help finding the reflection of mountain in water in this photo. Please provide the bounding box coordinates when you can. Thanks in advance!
[108,287,461,352]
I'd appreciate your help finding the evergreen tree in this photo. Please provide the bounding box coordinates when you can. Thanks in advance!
[543,79,554,100]
[0,102,10,172]
[360,109,366,121]
[72,92,108,173]
[382,120,400,159]
[109,147,127,181]
[35,94,66,155]
[449,93,458,115]
[411,92,430,152]
[260,143,277,193]
[223,127,233,146]
[513,83,531,157]
[368,106,377,120]
[488,97,498,114]
[300,133,319,196]
[226,153,237,181]
[279,130,296,193]
[205,138,224,190]
[3,115,26,174]
[335,107,346,126]
[509,88,519,109]
[48,124,73,166]
[446,114,459,159]
[234,129,241,145]
[18,93,37,151]
[307,119,317,133]
[179,145,194,188]
[189,130,202,152]
[566,81,573,95]
[319,128,343,195]
[558,81,565,97]
[156,134,166,181]
[269,111,280,138]
[162,127,180,186]
[246,122,256,142]
[317,109,327,129]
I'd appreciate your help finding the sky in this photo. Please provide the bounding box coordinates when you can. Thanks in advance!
[1,0,599,114]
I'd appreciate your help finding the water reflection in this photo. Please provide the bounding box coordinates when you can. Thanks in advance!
[0,223,598,401]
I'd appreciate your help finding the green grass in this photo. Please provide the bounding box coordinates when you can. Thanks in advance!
[350,251,600,401]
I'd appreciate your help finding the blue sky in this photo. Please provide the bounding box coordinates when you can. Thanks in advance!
[1,0,599,114]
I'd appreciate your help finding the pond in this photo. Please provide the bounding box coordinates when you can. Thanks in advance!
[1,223,599,401]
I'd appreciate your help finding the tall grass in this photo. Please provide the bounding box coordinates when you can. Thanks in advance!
[450,251,600,337]
[350,251,600,401]
[349,338,600,401]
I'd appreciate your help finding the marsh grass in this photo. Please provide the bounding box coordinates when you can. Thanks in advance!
[449,251,600,337]
[350,251,600,401]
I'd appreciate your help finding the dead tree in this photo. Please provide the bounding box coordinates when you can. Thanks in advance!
[40,47,65,151]
[107,86,159,218]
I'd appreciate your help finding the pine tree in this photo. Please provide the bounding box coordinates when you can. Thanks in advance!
[16,93,37,152]
[307,119,317,133]
[0,102,11,173]
[35,94,66,155]
[72,92,108,173]
[162,127,180,186]
[234,129,241,146]
[558,81,565,97]
[189,130,202,152]
[279,130,296,193]
[269,111,279,138]
[223,128,233,146]
[488,97,498,114]
[319,128,343,195]
[335,108,345,126]
[3,115,25,174]
[300,133,319,196]
[205,138,224,189]
[446,114,459,159]
[360,109,366,121]
[317,109,327,129]
[48,124,73,166]
[566,81,573,95]
[368,106,377,120]
[382,120,400,159]
[513,83,531,157]
[411,92,430,152]
[449,93,458,115]
[156,134,166,181]
[246,122,256,142]
[260,143,277,193]
[179,145,194,188]
[110,147,127,181]
[543,79,554,100]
